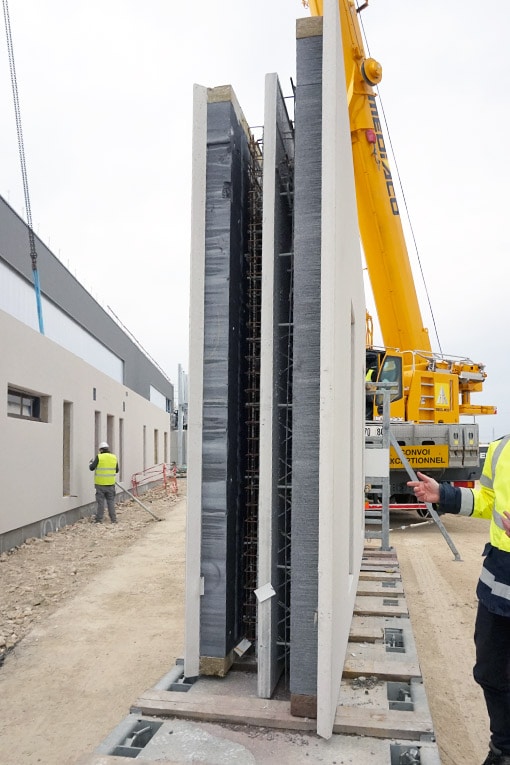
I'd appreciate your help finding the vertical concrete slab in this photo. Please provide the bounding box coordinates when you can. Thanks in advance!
[291,7,365,736]
[185,84,208,678]
[290,16,324,704]
[188,12,366,733]
[258,73,295,698]
[317,0,366,738]
[186,85,253,675]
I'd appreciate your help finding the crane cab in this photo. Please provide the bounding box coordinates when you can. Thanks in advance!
[366,348,464,424]
[366,349,404,420]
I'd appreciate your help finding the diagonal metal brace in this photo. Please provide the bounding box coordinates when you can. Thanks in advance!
[116,482,162,521]
[389,433,462,562]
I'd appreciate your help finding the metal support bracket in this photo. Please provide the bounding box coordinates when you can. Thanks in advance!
[388,434,462,562]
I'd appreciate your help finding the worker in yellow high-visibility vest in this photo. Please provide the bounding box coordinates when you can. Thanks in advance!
[89,441,119,523]
[365,365,377,419]
[408,440,510,765]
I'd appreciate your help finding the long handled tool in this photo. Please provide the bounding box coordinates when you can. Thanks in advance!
[115,482,162,521]
[389,433,462,561]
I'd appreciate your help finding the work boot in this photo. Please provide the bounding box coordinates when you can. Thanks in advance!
[482,743,510,764]
[93,517,103,523]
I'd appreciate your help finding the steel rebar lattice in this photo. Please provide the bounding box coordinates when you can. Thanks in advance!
[241,137,263,643]
[275,152,294,671]
[241,127,294,670]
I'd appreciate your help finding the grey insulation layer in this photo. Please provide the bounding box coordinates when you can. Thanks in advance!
[200,99,250,658]
[290,31,323,697]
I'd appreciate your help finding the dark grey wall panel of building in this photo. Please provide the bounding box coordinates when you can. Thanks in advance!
[290,29,323,697]
[199,98,251,658]
[0,197,173,402]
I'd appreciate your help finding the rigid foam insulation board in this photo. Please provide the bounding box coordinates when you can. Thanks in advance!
[186,84,253,672]
[292,5,366,738]
[258,73,295,698]
[289,17,323,702]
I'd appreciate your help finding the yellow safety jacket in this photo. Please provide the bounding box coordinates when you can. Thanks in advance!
[458,436,510,554]
[450,435,510,615]
[94,452,118,486]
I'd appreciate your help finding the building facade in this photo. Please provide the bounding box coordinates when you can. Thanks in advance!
[0,195,174,551]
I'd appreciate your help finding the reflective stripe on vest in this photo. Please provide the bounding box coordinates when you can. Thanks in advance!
[490,435,510,487]
[493,509,509,532]
[484,435,510,552]
[480,473,492,489]
[479,565,510,602]
[95,452,117,485]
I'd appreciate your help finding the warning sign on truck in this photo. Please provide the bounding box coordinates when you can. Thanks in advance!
[389,444,449,469]
[434,382,451,410]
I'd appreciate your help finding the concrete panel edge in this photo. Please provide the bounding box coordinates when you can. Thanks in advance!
[184,84,208,678]
[296,16,324,39]
[258,72,278,699]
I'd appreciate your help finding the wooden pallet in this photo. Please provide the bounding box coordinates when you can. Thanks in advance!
[339,549,435,742]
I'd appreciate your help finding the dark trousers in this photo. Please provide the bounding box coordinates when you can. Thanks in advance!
[95,484,116,522]
[473,600,510,754]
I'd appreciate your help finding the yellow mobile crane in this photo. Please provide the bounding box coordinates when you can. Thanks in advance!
[306,0,496,503]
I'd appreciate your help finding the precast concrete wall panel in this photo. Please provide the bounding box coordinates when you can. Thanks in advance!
[187,22,365,731]
[185,85,208,679]
[291,11,366,737]
[186,85,252,671]
[258,73,295,698]
[316,1,366,738]
[290,19,324,701]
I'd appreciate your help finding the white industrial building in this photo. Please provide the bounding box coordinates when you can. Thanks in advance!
[0,194,175,552]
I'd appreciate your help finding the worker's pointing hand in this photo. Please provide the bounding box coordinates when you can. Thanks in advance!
[406,471,440,504]
[502,511,510,538]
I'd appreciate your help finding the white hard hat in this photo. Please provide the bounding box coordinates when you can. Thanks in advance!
[99,441,109,450]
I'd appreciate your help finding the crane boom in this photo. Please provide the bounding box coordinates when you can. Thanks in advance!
[307,0,495,423]
[309,0,430,352]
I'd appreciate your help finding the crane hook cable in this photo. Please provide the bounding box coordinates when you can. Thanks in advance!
[2,0,44,334]
[357,7,442,355]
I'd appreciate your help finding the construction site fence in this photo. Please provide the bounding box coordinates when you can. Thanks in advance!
[131,462,178,496]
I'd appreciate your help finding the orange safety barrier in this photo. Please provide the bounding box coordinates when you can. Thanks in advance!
[131,462,178,496]
[164,462,179,495]
[366,503,428,511]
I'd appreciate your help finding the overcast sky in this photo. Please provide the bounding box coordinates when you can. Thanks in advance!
[1,0,508,441]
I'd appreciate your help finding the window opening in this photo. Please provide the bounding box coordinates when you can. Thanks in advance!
[7,386,49,421]
[94,411,101,454]
[63,401,72,495]
[107,415,114,452]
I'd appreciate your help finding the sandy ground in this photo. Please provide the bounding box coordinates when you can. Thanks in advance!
[0,488,491,765]
[0,484,186,765]
[392,510,490,765]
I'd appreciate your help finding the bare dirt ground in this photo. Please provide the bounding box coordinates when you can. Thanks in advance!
[0,483,186,765]
[391,510,490,765]
[0,488,491,765]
